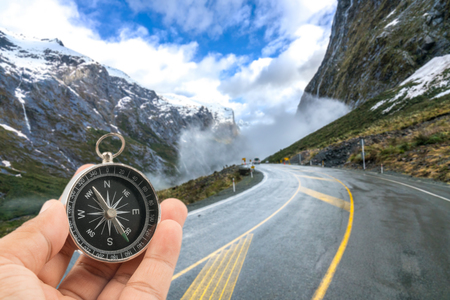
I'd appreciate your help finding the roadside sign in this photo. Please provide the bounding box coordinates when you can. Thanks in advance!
[251,166,255,169]
[242,158,246,162]
[361,139,366,170]
[284,157,289,161]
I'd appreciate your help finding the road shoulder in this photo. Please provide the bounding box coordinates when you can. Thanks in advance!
[187,170,264,213]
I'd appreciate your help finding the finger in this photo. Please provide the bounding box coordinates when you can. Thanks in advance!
[0,200,68,275]
[39,164,95,286]
[58,254,121,299]
[160,198,188,227]
[97,254,144,300]
[97,199,187,299]
[37,237,77,287]
[120,220,182,300]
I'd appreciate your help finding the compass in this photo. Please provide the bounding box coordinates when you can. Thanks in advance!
[60,133,160,263]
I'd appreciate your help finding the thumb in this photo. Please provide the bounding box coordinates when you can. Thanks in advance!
[0,200,69,274]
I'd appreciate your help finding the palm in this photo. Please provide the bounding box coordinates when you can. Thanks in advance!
[0,197,186,300]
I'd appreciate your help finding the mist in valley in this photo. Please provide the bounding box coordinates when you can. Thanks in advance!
[149,95,349,190]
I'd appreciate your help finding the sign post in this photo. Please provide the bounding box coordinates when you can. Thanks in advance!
[233,178,235,192]
[381,164,383,174]
[361,139,366,170]
[299,154,302,165]
[251,166,255,178]
[242,158,246,165]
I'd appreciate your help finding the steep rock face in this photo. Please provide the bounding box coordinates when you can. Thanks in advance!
[298,0,450,114]
[0,29,237,178]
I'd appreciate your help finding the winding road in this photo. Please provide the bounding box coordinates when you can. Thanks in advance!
[168,164,450,299]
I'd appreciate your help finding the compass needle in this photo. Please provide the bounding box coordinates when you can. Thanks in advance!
[112,217,129,242]
[92,186,109,211]
[62,133,159,262]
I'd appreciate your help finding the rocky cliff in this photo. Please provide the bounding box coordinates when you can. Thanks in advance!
[297,0,450,115]
[0,29,238,179]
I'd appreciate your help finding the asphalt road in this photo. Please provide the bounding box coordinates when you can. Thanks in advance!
[168,164,450,300]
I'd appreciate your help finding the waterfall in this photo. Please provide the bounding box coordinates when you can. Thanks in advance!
[15,69,31,133]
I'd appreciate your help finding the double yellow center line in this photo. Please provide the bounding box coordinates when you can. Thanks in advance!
[181,234,253,300]
[175,167,355,300]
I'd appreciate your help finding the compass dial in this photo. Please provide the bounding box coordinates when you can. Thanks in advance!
[63,163,160,263]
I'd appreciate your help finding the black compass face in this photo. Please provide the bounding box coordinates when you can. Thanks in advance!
[65,164,159,262]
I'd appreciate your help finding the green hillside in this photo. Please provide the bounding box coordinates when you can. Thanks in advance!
[266,81,450,166]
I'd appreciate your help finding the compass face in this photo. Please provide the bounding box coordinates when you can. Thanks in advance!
[64,163,160,263]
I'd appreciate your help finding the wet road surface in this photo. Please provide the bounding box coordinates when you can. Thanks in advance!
[168,164,450,299]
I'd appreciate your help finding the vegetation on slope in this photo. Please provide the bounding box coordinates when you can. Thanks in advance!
[266,88,450,183]
[157,165,242,205]
[0,165,243,238]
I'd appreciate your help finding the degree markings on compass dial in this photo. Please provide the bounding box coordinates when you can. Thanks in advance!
[69,164,158,260]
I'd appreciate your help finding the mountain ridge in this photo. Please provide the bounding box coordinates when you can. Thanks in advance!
[297,0,450,115]
[0,28,238,179]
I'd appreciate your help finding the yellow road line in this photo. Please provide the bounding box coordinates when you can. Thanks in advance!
[295,174,336,182]
[180,235,253,300]
[180,251,224,300]
[298,186,350,212]
[199,239,243,299]
[311,172,354,300]
[218,235,253,300]
[172,176,302,280]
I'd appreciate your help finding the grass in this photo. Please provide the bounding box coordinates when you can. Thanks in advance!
[157,165,242,206]
[0,171,68,220]
[266,92,450,164]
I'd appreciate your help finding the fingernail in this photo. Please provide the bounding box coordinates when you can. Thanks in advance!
[39,201,53,214]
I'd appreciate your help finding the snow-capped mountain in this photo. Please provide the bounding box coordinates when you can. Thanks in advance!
[297,0,450,115]
[370,54,450,115]
[0,28,238,177]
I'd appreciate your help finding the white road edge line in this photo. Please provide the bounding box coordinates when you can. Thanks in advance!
[187,169,269,217]
[370,175,450,203]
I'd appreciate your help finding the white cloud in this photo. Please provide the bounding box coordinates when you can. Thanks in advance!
[126,0,252,37]
[0,0,335,123]
[219,24,328,119]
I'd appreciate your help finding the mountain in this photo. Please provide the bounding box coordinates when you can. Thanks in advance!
[267,0,450,182]
[297,0,450,115]
[0,28,238,180]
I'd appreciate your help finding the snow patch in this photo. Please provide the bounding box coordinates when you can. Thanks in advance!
[104,65,138,85]
[116,97,133,110]
[2,160,11,168]
[0,123,30,140]
[161,93,234,126]
[385,19,399,29]
[433,89,450,99]
[386,9,397,19]
[370,100,388,111]
[379,55,450,114]
[401,55,450,99]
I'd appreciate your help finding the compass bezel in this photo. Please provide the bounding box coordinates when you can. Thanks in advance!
[61,163,161,263]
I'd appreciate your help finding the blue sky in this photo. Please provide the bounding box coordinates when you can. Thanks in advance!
[0,0,337,125]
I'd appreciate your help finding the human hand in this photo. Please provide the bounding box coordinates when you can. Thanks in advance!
[0,164,187,299]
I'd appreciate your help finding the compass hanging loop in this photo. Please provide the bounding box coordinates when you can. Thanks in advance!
[96,133,126,163]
